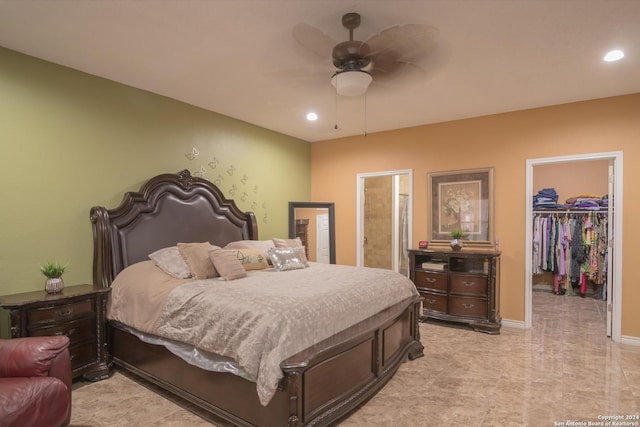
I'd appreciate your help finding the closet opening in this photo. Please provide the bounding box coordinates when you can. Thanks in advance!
[525,152,623,342]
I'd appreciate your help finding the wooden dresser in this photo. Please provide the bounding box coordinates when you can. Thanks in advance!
[0,284,111,380]
[408,248,501,334]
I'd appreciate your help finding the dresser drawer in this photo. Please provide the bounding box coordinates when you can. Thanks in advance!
[450,274,487,296]
[27,299,94,325]
[69,341,98,371]
[419,291,447,314]
[414,271,447,292]
[28,317,95,346]
[448,296,487,319]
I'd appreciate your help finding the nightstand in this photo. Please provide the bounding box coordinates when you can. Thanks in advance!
[0,284,111,381]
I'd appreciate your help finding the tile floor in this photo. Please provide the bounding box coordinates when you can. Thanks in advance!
[70,290,640,426]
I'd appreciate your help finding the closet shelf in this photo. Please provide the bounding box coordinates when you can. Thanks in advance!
[532,209,609,214]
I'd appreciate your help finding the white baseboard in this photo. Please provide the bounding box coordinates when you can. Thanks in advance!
[500,319,640,345]
[501,319,526,329]
[619,335,640,346]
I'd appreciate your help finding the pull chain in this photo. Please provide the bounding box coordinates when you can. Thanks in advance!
[334,73,339,130]
[364,91,368,136]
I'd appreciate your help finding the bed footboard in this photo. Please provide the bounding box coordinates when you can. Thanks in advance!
[109,297,422,427]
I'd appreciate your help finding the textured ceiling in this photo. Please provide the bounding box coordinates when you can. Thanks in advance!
[1,0,639,142]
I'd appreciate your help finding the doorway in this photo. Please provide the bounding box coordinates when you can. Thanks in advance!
[357,170,413,275]
[316,213,330,263]
[525,151,623,342]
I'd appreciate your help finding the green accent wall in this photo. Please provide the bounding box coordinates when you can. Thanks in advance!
[0,47,310,295]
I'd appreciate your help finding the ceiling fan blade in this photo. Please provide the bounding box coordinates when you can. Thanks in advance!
[292,23,338,60]
[369,61,431,88]
[365,23,439,61]
[365,23,446,86]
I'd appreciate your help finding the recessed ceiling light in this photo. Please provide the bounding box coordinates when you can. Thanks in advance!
[306,112,318,121]
[603,49,624,62]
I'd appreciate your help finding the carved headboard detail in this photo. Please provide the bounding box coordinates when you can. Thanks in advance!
[90,169,258,287]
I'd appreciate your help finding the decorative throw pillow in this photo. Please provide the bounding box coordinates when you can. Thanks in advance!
[209,249,247,280]
[272,237,303,248]
[272,237,310,265]
[148,246,192,279]
[224,240,276,265]
[230,248,269,271]
[267,247,307,272]
[177,242,219,279]
[291,246,309,266]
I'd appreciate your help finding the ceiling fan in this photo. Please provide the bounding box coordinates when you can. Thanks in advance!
[293,12,444,97]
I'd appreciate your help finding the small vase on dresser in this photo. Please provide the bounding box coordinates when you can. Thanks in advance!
[450,239,463,251]
[40,261,67,294]
[449,229,465,251]
[45,277,64,294]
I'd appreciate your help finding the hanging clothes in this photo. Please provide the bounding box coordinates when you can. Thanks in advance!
[532,211,608,298]
[570,216,585,284]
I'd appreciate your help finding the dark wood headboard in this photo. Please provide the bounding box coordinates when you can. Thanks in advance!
[90,169,258,287]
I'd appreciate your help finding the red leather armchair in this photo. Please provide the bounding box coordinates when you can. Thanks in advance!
[0,336,72,427]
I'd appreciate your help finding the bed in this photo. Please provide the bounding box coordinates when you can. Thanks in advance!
[91,169,424,427]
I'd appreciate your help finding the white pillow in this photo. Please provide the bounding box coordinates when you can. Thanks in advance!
[148,247,192,279]
[272,237,303,248]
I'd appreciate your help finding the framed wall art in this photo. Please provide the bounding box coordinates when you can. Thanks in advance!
[427,167,494,247]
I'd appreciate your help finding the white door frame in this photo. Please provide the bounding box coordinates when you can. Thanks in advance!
[525,151,623,342]
[357,169,413,270]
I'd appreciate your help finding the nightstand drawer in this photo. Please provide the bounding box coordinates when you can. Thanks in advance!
[419,291,447,313]
[448,296,487,319]
[450,274,487,296]
[29,317,95,346]
[414,271,447,292]
[70,341,98,371]
[27,299,94,325]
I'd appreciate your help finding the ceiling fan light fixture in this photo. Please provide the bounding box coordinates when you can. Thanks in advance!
[331,70,372,96]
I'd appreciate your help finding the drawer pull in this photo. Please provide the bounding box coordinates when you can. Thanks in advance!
[70,354,76,361]
[425,298,437,304]
[425,278,437,283]
[463,281,477,287]
[55,328,76,337]
[55,307,73,317]
[462,303,475,309]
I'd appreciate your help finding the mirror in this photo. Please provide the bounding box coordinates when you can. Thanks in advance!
[289,202,336,264]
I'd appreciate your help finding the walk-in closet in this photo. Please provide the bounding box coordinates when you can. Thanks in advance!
[531,159,611,334]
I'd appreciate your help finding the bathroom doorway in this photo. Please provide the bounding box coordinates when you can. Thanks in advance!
[357,170,412,275]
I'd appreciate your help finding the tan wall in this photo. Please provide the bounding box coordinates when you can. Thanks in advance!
[534,160,609,204]
[311,93,640,338]
[0,47,310,295]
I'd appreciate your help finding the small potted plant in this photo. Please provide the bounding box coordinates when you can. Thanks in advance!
[450,229,464,251]
[40,261,67,294]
